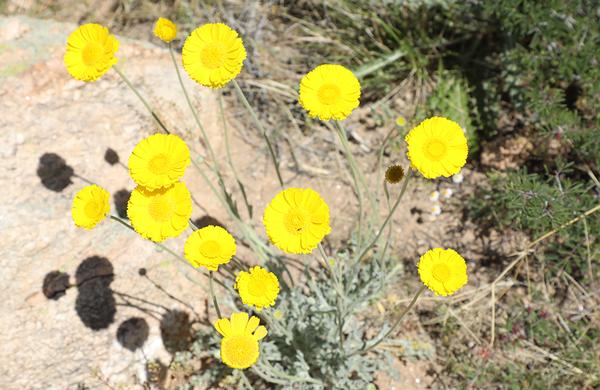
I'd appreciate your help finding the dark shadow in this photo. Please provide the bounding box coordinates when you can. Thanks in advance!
[116,317,149,351]
[113,189,131,219]
[42,271,71,300]
[37,153,74,192]
[193,215,225,229]
[104,148,120,165]
[75,256,116,331]
[160,309,192,354]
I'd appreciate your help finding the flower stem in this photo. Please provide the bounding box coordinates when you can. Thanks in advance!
[318,243,345,352]
[209,271,222,318]
[347,284,426,357]
[112,65,170,134]
[232,79,284,188]
[355,167,412,264]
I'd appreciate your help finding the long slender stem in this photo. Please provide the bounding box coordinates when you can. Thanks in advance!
[318,243,345,352]
[232,79,284,188]
[219,93,253,219]
[347,284,426,357]
[238,370,254,390]
[333,121,378,225]
[112,66,170,134]
[355,168,412,264]
[209,272,222,318]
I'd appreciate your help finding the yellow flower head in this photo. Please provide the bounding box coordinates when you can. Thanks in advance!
[418,248,468,296]
[154,17,177,43]
[214,312,267,369]
[64,23,119,82]
[395,115,406,126]
[298,64,361,121]
[128,133,190,191]
[71,185,110,229]
[405,116,468,179]
[263,188,331,254]
[127,182,192,242]
[182,23,246,89]
[184,225,236,271]
[235,266,280,311]
[385,164,405,184]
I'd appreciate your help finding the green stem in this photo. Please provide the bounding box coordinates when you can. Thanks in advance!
[318,243,345,352]
[238,370,254,390]
[112,66,170,134]
[354,167,412,264]
[109,215,228,290]
[209,271,222,318]
[347,284,425,357]
[232,80,284,188]
[333,120,378,224]
[218,93,253,219]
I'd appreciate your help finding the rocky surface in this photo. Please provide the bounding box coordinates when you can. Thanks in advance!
[0,15,229,390]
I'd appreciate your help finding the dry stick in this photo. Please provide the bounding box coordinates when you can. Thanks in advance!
[347,285,426,357]
[112,66,170,134]
[489,203,600,347]
[232,79,284,188]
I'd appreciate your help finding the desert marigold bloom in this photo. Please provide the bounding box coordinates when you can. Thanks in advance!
[184,225,236,271]
[405,116,468,179]
[298,64,361,121]
[64,23,119,82]
[385,164,405,184]
[153,17,177,43]
[128,133,190,191]
[214,312,267,369]
[418,248,467,296]
[235,266,280,311]
[263,188,331,254]
[182,23,246,89]
[127,182,192,242]
[71,185,110,229]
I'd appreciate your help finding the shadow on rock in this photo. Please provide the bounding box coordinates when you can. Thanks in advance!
[42,271,70,300]
[36,153,74,192]
[75,256,116,331]
[113,189,131,219]
[117,317,149,351]
[160,309,192,354]
[193,215,225,229]
[104,148,120,166]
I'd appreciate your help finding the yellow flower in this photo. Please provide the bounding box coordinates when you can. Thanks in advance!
[298,64,361,121]
[128,133,190,191]
[263,188,331,254]
[214,312,267,369]
[184,225,236,271]
[235,266,280,311]
[417,248,468,296]
[71,185,110,229]
[64,23,119,82]
[127,182,192,242]
[153,17,177,43]
[405,116,468,179]
[182,23,246,89]
[385,164,405,184]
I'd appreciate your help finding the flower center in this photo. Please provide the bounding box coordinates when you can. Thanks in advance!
[82,42,103,66]
[84,201,101,218]
[424,139,447,160]
[221,335,259,369]
[199,240,221,259]
[200,43,226,69]
[148,154,170,175]
[432,263,451,282]
[147,194,174,222]
[248,277,266,297]
[317,84,341,105]
[284,208,309,234]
